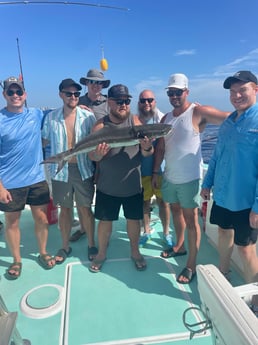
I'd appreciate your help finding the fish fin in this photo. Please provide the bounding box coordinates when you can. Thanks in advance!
[55,160,67,175]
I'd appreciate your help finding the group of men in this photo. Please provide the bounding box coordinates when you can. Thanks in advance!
[0,68,258,314]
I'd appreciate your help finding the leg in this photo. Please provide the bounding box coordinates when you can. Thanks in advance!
[170,202,186,252]
[90,220,112,271]
[77,206,95,247]
[182,207,201,272]
[218,227,234,275]
[156,198,171,237]
[127,218,146,270]
[237,243,258,283]
[55,206,72,263]
[143,199,152,234]
[31,204,55,268]
[5,211,22,277]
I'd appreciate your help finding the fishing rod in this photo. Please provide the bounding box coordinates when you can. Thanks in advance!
[0,1,130,11]
[16,37,28,107]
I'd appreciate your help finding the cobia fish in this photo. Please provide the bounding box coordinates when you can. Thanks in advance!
[42,123,172,173]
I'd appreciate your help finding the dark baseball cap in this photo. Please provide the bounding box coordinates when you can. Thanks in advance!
[223,71,258,89]
[4,76,25,91]
[108,84,132,99]
[59,78,82,92]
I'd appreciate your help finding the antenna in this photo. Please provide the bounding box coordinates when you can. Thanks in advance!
[0,1,130,11]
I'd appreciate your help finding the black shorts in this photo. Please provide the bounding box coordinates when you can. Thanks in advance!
[210,202,258,246]
[94,190,143,221]
[0,181,50,212]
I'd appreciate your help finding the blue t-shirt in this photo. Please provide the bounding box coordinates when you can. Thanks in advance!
[0,107,45,189]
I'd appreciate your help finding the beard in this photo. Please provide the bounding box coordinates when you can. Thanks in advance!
[110,108,131,122]
[138,105,155,118]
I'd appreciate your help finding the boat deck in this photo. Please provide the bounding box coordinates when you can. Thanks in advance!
[0,205,245,345]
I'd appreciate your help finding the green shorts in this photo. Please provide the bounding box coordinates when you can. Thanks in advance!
[161,178,201,208]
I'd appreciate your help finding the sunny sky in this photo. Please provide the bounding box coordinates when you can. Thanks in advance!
[0,0,258,114]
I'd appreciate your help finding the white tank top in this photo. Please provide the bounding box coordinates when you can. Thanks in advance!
[164,103,202,184]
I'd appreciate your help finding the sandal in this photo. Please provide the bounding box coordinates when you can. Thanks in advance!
[89,258,106,273]
[55,247,72,265]
[131,256,147,271]
[160,248,187,258]
[38,253,56,269]
[6,262,22,280]
[88,246,98,261]
[69,230,85,242]
[177,267,196,284]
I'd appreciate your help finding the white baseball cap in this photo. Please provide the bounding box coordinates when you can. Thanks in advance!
[166,73,188,89]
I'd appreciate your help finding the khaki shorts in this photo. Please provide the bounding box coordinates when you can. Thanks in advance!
[52,164,94,208]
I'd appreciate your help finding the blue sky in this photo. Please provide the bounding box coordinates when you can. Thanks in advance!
[0,0,258,114]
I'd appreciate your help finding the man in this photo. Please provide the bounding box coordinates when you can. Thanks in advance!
[201,71,258,314]
[0,76,55,279]
[88,84,153,273]
[69,68,111,242]
[153,73,229,284]
[137,90,172,248]
[42,78,97,263]
[78,68,110,120]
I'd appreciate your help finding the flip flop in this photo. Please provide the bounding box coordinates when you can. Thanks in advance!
[55,247,72,265]
[160,248,187,258]
[88,246,98,261]
[177,267,196,284]
[6,262,22,280]
[38,253,56,270]
[89,258,106,273]
[131,256,147,271]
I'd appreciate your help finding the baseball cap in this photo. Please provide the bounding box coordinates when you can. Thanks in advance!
[166,73,188,89]
[223,71,258,89]
[3,76,24,91]
[59,78,82,92]
[108,84,132,98]
[80,69,110,88]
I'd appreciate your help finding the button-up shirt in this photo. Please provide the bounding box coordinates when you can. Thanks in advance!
[202,102,258,212]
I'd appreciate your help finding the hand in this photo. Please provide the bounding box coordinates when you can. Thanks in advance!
[200,188,211,200]
[92,143,110,161]
[0,187,12,204]
[151,174,160,189]
[79,104,93,112]
[139,136,153,151]
[249,211,258,229]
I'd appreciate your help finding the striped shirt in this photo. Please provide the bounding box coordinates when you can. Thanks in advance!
[42,106,96,182]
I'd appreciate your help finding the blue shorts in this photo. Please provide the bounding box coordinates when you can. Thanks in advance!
[210,202,258,246]
[94,190,143,221]
[161,178,200,208]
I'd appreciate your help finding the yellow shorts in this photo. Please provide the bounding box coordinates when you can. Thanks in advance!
[142,175,163,201]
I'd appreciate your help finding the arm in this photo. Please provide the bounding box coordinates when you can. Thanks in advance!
[195,105,230,127]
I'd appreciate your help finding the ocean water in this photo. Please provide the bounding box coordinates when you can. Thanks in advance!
[201,124,220,164]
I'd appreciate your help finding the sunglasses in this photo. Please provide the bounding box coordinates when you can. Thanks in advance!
[87,80,104,85]
[167,89,185,97]
[139,98,154,104]
[61,91,81,98]
[6,89,24,96]
[113,99,131,106]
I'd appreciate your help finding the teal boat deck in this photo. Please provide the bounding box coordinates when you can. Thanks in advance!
[0,205,245,345]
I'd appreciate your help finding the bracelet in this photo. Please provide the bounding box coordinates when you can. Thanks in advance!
[143,145,153,152]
